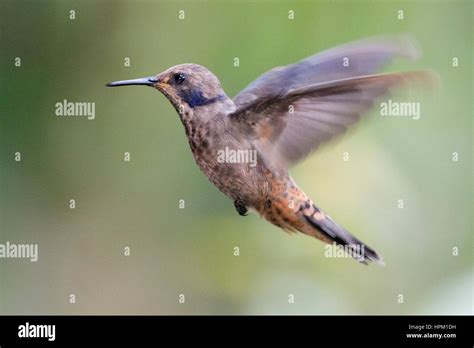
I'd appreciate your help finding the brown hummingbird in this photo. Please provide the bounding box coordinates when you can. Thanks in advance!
[106,35,435,265]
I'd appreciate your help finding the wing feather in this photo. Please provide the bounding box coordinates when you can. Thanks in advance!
[233,34,421,111]
[230,70,437,169]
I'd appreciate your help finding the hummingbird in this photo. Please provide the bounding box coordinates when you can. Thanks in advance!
[106,35,435,265]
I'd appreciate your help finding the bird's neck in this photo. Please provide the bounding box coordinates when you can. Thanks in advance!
[179,96,234,131]
[178,97,235,151]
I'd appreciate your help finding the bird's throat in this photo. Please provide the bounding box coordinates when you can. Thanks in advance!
[178,89,226,108]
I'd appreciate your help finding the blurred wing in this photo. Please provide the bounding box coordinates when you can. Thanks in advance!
[229,35,434,169]
[233,34,421,111]
[229,71,436,169]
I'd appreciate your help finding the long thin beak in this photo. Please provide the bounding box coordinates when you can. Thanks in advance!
[105,76,158,87]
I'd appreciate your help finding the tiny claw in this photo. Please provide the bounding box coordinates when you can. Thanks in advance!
[234,199,248,216]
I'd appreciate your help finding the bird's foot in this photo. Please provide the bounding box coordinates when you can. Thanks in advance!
[234,199,248,216]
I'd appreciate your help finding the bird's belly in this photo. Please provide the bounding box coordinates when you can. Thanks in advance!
[202,160,262,199]
[193,144,266,205]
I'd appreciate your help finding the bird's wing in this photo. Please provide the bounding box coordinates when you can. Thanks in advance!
[233,34,420,110]
[229,35,435,169]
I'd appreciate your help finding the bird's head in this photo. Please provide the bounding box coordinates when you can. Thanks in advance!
[106,64,231,115]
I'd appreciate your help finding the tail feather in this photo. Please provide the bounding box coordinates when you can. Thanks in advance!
[261,181,384,266]
[302,204,384,266]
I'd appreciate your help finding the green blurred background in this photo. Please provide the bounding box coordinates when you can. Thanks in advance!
[0,0,472,314]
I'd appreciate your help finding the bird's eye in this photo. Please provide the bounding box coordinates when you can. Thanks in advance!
[173,73,186,84]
